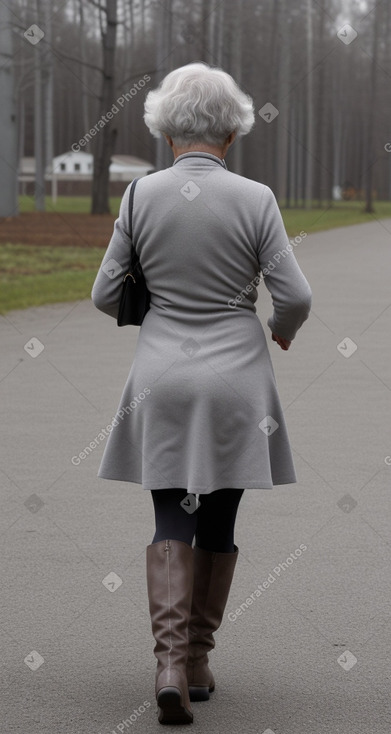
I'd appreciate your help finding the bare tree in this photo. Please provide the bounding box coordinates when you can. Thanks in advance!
[91,0,119,214]
[0,2,18,216]
[34,0,45,211]
[385,0,391,200]
[313,0,327,207]
[304,0,314,209]
[231,0,244,175]
[42,0,54,188]
[9,0,391,209]
[215,2,225,67]
[365,0,382,213]
[276,0,290,205]
[154,0,173,172]
[78,0,90,147]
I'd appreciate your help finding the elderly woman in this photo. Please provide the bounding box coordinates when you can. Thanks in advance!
[91,62,311,725]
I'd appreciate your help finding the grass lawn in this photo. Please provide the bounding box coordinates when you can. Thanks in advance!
[0,244,103,315]
[2,197,390,315]
[19,195,122,215]
[281,200,391,235]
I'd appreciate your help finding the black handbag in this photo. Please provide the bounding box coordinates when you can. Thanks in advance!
[117,178,151,326]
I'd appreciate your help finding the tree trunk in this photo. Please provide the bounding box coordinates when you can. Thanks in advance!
[216,2,225,67]
[78,0,90,149]
[276,0,290,205]
[91,0,118,215]
[286,103,295,208]
[231,0,244,175]
[155,0,173,172]
[385,0,391,200]
[34,0,45,211]
[0,2,18,216]
[200,0,209,60]
[313,0,326,206]
[331,61,343,194]
[294,104,300,207]
[42,0,54,178]
[365,0,382,213]
[304,0,314,209]
[208,3,215,56]
[267,0,279,193]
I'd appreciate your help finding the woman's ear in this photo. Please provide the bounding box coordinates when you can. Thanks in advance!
[222,131,237,157]
[164,134,174,148]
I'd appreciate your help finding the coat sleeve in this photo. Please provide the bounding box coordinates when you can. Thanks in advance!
[257,185,312,341]
[91,184,132,319]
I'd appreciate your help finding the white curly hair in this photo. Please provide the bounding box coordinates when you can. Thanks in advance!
[143,62,255,147]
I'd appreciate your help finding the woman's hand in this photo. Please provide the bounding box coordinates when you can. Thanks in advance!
[271,333,291,351]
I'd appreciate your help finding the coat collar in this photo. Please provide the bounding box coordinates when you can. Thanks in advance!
[172,151,228,169]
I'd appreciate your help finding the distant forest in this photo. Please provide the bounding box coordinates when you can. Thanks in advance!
[1,0,390,213]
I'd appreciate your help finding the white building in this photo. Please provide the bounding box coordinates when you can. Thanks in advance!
[53,151,93,176]
[50,151,154,179]
[19,151,154,196]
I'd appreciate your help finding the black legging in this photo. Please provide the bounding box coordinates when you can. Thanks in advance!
[151,488,244,552]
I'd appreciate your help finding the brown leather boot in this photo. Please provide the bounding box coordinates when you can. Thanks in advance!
[146,539,194,725]
[186,544,239,701]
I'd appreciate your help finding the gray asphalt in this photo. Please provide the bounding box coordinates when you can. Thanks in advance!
[1,218,391,734]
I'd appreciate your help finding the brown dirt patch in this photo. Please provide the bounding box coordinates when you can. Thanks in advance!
[0,213,115,248]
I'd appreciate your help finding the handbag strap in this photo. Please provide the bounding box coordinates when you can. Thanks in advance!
[127,177,140,273]
[128,177,139,240]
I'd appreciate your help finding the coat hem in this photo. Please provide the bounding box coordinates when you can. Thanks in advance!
[97,473,297,491]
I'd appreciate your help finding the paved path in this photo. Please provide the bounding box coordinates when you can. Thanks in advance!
[1,219,391,733]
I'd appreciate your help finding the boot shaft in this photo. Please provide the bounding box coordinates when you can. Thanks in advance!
[146,539,194,724]
[146,539,194,673]
[189,544,239,651]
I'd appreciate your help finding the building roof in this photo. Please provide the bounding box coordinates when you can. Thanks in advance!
[19,152,155,178]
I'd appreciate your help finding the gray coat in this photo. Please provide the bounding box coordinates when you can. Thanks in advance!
[91,151,312,494]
